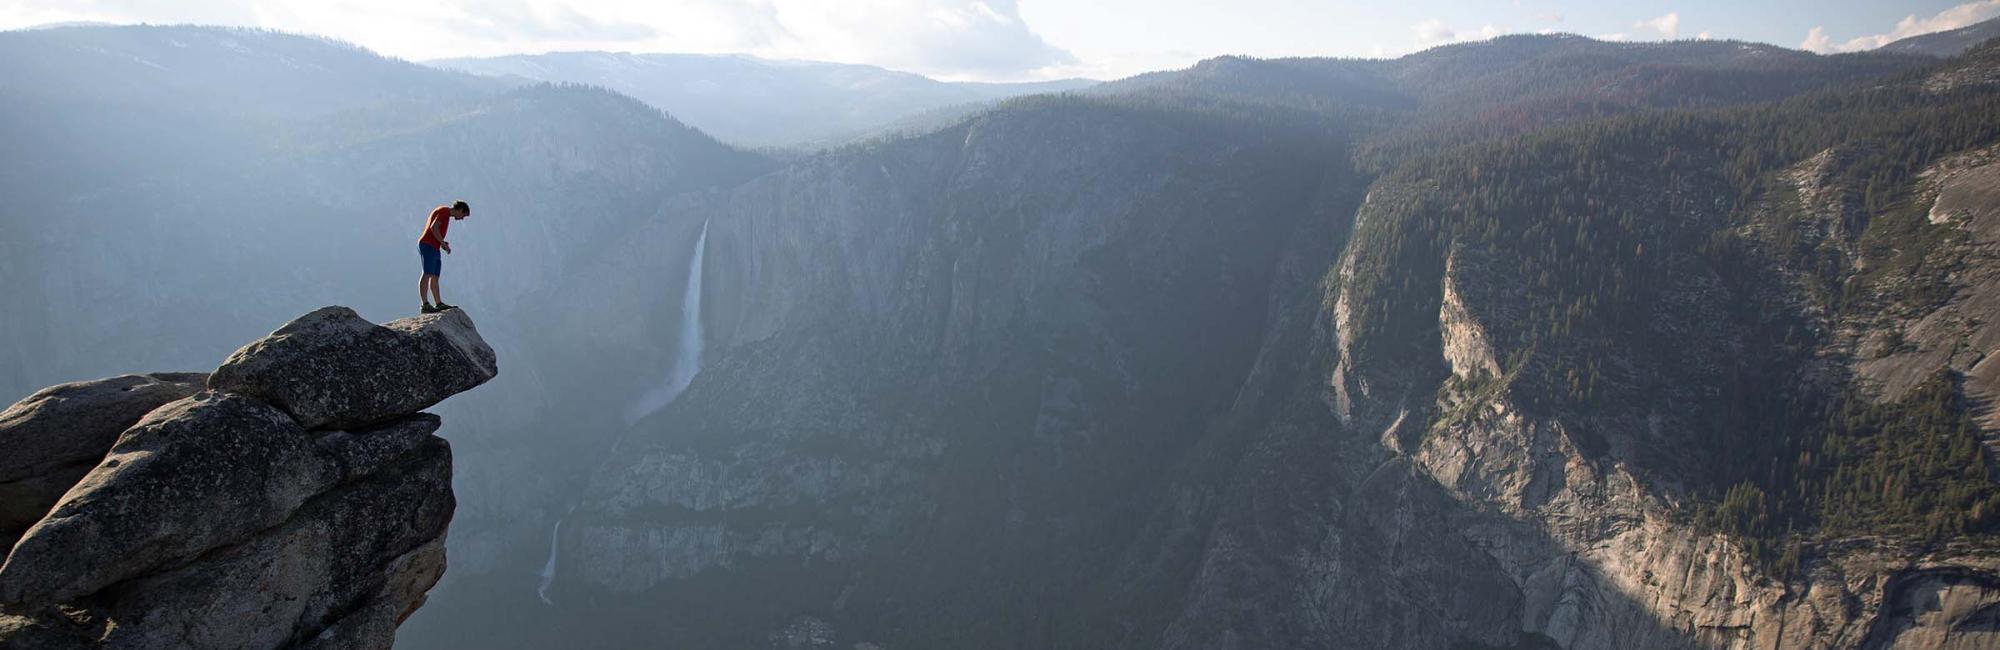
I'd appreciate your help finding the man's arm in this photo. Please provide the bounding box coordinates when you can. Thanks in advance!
[425,213,450,253]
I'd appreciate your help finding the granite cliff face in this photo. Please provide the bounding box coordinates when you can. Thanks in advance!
[1186,62,2000,647]
[0,307,495,649]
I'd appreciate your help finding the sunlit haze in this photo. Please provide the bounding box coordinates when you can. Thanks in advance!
[0,0,1990,80]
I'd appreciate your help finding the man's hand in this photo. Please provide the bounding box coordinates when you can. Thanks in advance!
[442,242,452,254]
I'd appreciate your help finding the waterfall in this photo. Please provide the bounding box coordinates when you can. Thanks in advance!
[542,221,710,606]
[536,507,572,605]
[622,220,709,425]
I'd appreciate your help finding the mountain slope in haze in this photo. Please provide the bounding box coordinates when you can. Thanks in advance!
[0,24,507,214]
[1882,17,2000,57]
[1099,34,1929,154]
[401,91,1363,648]
[428,51,1095,148]
[411,35,1999,649]
[0,24,499,116]
[7,24,2000,650]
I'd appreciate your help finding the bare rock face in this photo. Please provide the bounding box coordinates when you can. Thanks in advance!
[0,391,327,604]
[0,372,206,549]
[1399,220,2000,650]
[0,306,492,649]
[1860,566,2000,649]
[95,420,453,650]
[209,307,498,430]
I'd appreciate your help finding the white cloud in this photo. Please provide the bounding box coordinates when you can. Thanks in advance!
[1411,18,1500,50]
[1800,26,1833,52]
[0,0,1077,80]
[1800,0,2000,53]
[769,0,1073,78]
[1412,18,1455,48]
[1636,12,1679,39]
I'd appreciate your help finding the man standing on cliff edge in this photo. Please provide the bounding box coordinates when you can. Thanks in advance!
[419,200,470,314]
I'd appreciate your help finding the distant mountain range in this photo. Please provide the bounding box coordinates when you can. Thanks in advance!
[428,52,1094,148]
[1882,16,2000,57]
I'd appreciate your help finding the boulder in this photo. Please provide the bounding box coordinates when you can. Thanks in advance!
[208,307,497,430]
[0,372,208,483]
[0,392,331,604]
[0,373,206,547]
[315,413,446,482]
[0,418,451,650]
[0,305,491,648]
[96,426,452,650]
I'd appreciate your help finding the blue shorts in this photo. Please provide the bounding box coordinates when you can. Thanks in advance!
[419,243,442,276]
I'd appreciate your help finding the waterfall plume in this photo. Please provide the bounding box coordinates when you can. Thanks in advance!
[622,220,709,425]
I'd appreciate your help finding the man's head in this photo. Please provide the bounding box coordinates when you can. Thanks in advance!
[452,200,471,220]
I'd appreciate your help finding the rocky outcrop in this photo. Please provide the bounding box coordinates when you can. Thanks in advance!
[0,306,493,649]
[1925,40,2000,93]
[210,306,499,430]
[1851,153,2000,408]
[0,372,206,551]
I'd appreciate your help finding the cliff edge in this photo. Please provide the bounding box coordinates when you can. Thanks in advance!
[0,306,496,649]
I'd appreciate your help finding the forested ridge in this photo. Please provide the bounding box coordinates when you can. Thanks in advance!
[1061,35,2000,572]
[1330,39,2000,570]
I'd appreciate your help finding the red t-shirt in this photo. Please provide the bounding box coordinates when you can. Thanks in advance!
[419,206,452,247]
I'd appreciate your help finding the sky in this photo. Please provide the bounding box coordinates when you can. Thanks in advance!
[0,1,1989,81]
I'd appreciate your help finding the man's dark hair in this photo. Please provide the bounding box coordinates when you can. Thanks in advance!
[453,200,471,216]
